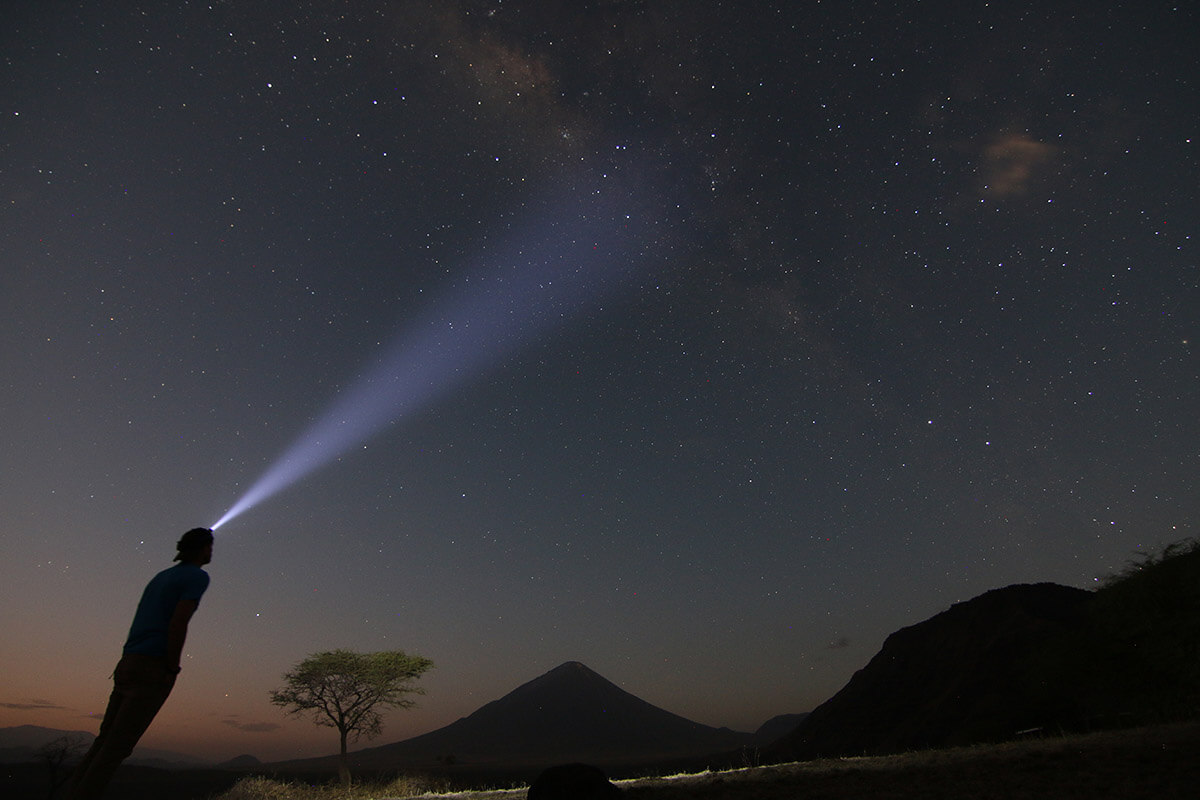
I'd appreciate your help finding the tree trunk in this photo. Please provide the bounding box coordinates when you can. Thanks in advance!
[338,729,351,786]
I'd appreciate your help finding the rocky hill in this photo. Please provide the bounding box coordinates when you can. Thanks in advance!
[770,583,1091,759]
[770,542,1200,760]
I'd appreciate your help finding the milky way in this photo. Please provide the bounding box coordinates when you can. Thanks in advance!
[1,0,1195,762]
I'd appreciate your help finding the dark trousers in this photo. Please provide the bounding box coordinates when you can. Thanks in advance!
[65,653,176,800]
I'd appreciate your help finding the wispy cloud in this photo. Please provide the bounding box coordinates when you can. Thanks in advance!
[979,133,1057,197]
[221,719,282,734]
[2,699,66,711]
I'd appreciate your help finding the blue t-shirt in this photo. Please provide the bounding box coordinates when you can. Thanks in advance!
[123,563,210,656]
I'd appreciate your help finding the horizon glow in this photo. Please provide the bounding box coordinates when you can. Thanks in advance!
[212,163,667,531]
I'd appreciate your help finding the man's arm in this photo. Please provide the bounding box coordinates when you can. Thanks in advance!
[165,598,199,671]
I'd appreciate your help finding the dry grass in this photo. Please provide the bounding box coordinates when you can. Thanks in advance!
[214,773,451,800]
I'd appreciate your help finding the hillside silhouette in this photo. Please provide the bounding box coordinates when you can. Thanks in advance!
[769,583,1091,759]
[771,540,1200,760]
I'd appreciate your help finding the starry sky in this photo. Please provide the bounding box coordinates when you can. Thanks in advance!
[2,0,1196,764]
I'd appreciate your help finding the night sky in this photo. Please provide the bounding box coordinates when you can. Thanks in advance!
[2,1,1196,763]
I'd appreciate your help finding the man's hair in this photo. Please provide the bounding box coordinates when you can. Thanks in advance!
[174,528,214,561]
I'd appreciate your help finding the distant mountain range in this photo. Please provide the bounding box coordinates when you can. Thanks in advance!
[0,725,205,767]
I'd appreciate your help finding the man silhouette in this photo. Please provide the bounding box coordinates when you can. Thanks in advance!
[66,528,213,799]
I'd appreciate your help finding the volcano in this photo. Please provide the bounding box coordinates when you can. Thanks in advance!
[281,661,753,770]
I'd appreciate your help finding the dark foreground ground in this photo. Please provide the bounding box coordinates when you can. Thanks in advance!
[3,722,1197,799]
[613,722,1200,800]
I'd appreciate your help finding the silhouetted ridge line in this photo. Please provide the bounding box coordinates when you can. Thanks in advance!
[770,583,1095,759]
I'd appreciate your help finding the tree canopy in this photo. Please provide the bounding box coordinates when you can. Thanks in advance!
[270,649,433,784]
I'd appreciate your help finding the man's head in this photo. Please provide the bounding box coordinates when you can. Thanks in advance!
[175,527,214,564]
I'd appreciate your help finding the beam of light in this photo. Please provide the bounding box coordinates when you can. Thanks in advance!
[212,161,668,531]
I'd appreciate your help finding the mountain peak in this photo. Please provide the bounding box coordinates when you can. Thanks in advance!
[514,661,610,692]
[539,661,598,680]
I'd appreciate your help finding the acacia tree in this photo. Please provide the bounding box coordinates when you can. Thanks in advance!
[37,734,87,799]
[270,649,433,785]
